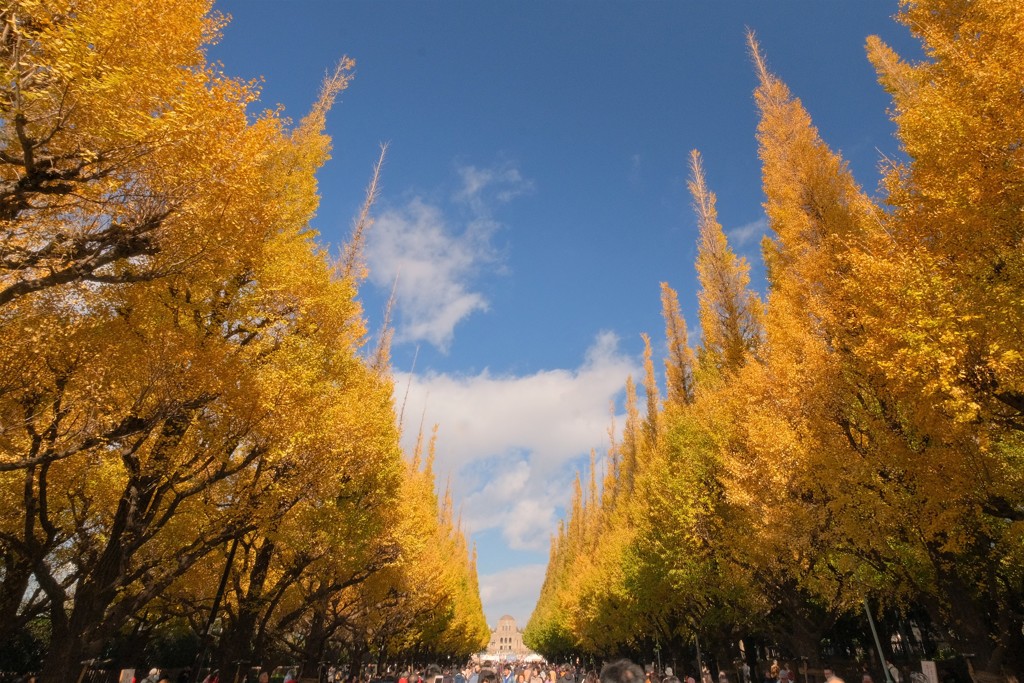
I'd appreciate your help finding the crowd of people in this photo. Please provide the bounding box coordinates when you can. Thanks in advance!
[0,654,916,683]
[358,657,878,683]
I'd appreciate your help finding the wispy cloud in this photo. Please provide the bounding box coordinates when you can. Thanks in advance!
[726,215,768,247]
[455,162,533,210]
[365,198,491,350]
[395,331,638,551]
[628,153,642,185]
[478,563,548,626]
[364,162,530,351]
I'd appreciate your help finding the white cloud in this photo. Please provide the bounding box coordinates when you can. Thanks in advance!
[455,163,533,210]
[394,331,639,551]
[366,198,492,350]
[365,163,530,351]
[726,215,768,247]
[478,563,548,627]
[504,498,558,551]
[396,331,634,470]
[459,459,533,536]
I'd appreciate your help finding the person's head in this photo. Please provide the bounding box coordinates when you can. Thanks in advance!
[823,668,834,681]
[259,673,270,683]
[480,670,499,683]
[600,661,645,683]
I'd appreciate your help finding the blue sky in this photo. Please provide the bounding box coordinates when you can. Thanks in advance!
[209,1,920,628]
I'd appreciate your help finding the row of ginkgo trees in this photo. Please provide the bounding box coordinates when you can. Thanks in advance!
[525,2,1024,680]
[0,1,488,681]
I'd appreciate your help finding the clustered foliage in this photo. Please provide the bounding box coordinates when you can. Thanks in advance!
[0,1,488,680]
[525,0,1024,678]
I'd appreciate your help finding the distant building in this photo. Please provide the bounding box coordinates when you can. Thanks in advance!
[485,615,534,659]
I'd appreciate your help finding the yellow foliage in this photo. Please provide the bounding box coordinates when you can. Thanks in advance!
[0,0,486,675]
[531,8,1024,668]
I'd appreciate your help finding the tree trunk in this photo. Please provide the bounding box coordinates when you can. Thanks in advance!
[299,600,329,682]
[0,554,34,643]
[39,491,141,682]
[217,538,277,680]
[39,579,113,683]
[923,560,1010,682]
[39,413,196,683]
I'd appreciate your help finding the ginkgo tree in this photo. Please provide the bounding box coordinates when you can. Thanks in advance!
[0,1,488,681]
[528,1,1024,679]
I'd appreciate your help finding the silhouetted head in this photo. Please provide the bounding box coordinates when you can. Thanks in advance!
[600,661,645,683]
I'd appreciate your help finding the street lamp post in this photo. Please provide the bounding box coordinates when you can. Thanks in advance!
[695,634,704,683]
[863,599,893,683]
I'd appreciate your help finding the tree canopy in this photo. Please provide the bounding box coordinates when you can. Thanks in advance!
[525,2,1024,680]
[0,1,488,679]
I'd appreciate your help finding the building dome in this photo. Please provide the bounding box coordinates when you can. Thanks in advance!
[485,615,535,658]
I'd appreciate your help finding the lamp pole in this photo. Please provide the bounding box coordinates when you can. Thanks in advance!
[863,599,893,683]
[695,634,704,683]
